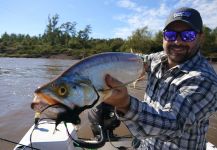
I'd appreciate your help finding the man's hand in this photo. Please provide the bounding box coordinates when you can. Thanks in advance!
[103,74,130,113]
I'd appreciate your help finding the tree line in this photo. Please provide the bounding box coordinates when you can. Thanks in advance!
[0,14,217,59]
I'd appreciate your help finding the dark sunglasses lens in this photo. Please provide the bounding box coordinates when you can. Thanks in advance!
[164,31,177,41]
[181,31,197,42]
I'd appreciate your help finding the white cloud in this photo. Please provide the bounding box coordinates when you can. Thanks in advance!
[192,0,217,28]
[174,0,217,28]
[117,0,143,12]
[113,0,217,39]
[113,0,170,38]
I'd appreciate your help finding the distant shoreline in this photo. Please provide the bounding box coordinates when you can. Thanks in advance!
[1,53,217,63]
[46,54,78,60]
[0,53,79,60]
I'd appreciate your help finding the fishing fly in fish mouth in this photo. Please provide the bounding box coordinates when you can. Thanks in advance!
[31,52,144,127]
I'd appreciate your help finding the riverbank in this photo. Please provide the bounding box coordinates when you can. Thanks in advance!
[0,53,79,60]
[2,53,217,62]
[47,54,77,59]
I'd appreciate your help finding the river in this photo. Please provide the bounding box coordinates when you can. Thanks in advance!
[0,57,217,150]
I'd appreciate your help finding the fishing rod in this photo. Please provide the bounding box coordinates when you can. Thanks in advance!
[0,137,40,150]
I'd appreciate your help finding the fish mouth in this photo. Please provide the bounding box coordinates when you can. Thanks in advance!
[32,93,59,105]
[31,93,81,125]
[31,92,76,112]
[31,93,66,119]
[31,93,57,110]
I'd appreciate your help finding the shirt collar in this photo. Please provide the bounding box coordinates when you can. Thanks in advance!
[161,51,202,73]
[177,51,202,73]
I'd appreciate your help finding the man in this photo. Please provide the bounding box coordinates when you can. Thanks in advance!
[89,7,217,149]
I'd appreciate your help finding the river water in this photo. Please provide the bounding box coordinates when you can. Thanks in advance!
[0,57,217,149]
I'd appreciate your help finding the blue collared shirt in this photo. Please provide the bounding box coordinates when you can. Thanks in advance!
[121,51,217,149]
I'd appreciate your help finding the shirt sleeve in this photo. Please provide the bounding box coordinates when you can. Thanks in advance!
[138,51,165,73]
[118,77,217,140]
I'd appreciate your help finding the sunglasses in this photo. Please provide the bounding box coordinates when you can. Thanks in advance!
[163,30,198,42]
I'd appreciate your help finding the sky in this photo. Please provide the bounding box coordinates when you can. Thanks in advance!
[0,0,217,39]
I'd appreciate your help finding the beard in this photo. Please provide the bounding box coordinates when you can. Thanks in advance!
[165,44,191,64]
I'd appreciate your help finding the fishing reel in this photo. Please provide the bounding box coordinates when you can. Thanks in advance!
[85,103,141,149]
[33,102,141,149]
[70,103,121,149]
[88,102,121,140]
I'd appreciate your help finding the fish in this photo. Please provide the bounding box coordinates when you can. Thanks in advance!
[31,52,144,126]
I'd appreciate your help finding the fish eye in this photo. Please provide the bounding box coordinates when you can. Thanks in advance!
[57,85,68,97]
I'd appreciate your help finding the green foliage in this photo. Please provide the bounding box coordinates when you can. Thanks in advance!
[0,14,217,58]
[109,38,125,52]
[201,26,217,55]
[124,26,152,53]
[150,31,163,53]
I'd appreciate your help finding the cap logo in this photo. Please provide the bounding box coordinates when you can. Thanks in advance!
[173,11,191,18]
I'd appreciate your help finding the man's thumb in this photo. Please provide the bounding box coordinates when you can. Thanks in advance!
[105,74,121,88]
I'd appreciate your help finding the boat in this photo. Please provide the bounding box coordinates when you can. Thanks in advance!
[13,120,217,150]
[13,120,133,150]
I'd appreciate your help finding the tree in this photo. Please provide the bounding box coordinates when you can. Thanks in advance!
[77,25,92,57]
[125,26,152,53]
[211,27,217,51]
[201,26,216,55]
[1,32,10,42]
[44,14,61,46]
[59,22,77,47]
[109,38,124,52]
[77,25,91,42]
[151,31,163,53]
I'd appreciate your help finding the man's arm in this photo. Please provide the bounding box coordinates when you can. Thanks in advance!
[103,75,217,139]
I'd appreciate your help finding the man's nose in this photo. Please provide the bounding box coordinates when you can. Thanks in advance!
[174,34,183,45]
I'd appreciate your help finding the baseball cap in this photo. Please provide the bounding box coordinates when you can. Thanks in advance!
[163,7,203,32]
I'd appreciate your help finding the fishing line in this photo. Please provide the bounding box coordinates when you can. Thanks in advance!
[34,103,60,125]
[29,118,57,150]
[0,104,59,150]
[100,75,145,92]
[27,78,141,149]
[0,137,40,150]
[30,123,38,150]
[106,130,131,150]
[64,122,85,150]
[0,105,59,150]
[30,104,63,150]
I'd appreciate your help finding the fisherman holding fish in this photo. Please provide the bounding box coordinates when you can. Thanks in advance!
[89,7,217,149]
[31,7,217,150]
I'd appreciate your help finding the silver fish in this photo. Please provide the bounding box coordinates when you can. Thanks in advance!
[31,52,144,124]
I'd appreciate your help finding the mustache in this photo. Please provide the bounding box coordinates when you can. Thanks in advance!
[168,44,189,50]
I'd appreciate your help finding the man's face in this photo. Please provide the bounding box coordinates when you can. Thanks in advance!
[163,21,203,68]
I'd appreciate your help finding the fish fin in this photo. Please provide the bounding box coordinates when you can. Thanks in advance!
[73,73,92,85]
[78,78,92,85]
[74,79,91,86]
